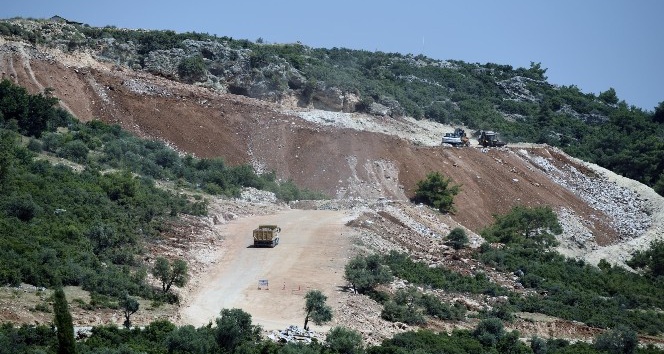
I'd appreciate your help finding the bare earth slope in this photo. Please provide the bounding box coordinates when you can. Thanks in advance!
[2,40,663,342]
[2,40,656,241]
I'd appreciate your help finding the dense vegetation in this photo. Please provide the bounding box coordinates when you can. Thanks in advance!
[478,207,664,334]
[4,312,662,354]
[0,79,323,304]
[346,206,664,335]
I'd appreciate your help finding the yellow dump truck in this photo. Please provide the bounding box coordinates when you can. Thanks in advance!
[253,225,281,247]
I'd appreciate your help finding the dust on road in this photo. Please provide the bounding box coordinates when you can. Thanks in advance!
[180,209,353,330]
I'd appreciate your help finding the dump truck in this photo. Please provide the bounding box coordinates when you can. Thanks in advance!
[253,225,281,247]
[478,131,507,147]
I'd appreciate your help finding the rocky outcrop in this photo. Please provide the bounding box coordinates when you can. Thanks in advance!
[366,97,405,117]
[95,37,142,69]
[556,104,608,124]
[143,48,186,79]
[496,76,542,102]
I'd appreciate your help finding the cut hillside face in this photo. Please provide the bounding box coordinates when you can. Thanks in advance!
[2,39,664,344]
[0,39,660,262]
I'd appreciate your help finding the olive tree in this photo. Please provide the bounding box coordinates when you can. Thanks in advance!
[303,290,332,330]
[344,254,392,294]
[152,257,188,294]
[120,293,139,329]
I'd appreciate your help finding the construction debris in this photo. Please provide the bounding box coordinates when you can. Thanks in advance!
[266,325,324,343]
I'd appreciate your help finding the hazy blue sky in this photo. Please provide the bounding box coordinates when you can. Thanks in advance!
[2,1,662,110]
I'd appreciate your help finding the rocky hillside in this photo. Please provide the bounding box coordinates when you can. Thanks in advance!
[0,24,662,269]
[3,18,664,349]
[2,16,662,196]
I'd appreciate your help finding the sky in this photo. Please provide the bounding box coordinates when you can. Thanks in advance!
[1,1,662,110]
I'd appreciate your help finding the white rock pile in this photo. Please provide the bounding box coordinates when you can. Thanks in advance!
[518,149,651,241]
[265,325,323,343]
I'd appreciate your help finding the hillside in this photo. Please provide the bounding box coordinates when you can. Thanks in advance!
[0,33,660,252]
[1,17,663,195]
[1,17,664,351]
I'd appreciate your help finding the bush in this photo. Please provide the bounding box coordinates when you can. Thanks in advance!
[57,139,89,163]
[4,194,40,221]
[594,326,637,354]
[178,55,206,83]
[326,327,364,354]
[381,300,425,325]
[412,172,461,213]
[627,240,664,278]
[41,132,65,152]
[382,251,506,295]
[480,205,561,248]
[27,138,42,152]
[473,318,504,347]
[344,254,393,294]
[447,227,468,250]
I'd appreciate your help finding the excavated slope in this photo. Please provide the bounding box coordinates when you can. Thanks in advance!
[1,40,662,257]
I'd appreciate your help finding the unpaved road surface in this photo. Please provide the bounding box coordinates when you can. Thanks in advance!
[180,209,352,330]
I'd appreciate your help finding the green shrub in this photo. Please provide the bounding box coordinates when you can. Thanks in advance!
[3,194,40,221]
[344,254,393,294]
[480,205,561,248]
[57,139,89,163]
[594,326,637,354]
[382,251,507,295]
[178,55,206,83]
[326,327,364,354]
[447,227,468,250]
[627,240,664,278]
[381,300,425,325]
[27,138,42,152]
[473,318,504,347]
[41,132,65,152]
[412,172,461,214]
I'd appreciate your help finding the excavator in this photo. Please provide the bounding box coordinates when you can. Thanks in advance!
[478,131,507,147]
[441,128,470,147]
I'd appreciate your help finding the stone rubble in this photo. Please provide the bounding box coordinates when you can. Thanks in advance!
[266,325,325,343]
[517,148,652,241]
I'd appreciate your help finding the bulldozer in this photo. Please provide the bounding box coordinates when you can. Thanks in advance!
[478,131,507,147]
[441,128,470,147]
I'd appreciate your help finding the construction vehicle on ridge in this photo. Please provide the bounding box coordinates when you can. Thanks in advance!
[253,225,281,247]
[441,128,470,147]
[478,131,507,147]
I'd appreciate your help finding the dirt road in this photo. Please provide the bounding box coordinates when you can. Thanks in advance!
[180,209,352,330]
